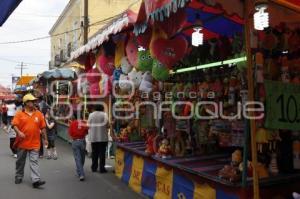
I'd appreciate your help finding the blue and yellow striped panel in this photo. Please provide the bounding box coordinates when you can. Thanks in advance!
[154,166,173,199]
[115,148,125,179]
[121,151,133,185]
[129,155,145,193]
[172,173,195,199]
[142,160,157,198]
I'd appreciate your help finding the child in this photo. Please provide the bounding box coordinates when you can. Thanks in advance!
[45,111,57,160]
[68,115,88,181]
[6,125,17,158]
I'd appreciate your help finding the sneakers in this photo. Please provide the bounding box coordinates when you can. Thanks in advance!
[32,180,46,188]
[79,176,85,181]
[13,154,17,158]
[52,156,58,160]
[15,178,22,184]
[46,156,52,160]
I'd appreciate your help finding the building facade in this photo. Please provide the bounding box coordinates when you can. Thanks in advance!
[49,0,141,69]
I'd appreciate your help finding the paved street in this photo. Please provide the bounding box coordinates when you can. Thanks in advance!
[0,129,143,199]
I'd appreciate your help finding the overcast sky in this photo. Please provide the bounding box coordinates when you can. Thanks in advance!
[0,0,69,88]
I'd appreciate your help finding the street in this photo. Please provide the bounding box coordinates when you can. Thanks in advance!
[0,129,143,199]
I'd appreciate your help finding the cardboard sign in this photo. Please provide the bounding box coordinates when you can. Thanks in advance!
[265,80,300,130]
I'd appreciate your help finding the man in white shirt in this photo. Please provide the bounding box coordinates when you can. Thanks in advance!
[87,105,109,173]
[7,101,16,125]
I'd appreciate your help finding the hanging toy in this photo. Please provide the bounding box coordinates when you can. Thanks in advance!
[139,71,153,93]
[152,59,170,81]
[269,153,279,175]
[121,57,133,74]
[256,128,270,153]
[137,50,154,72]
[157,139,172,159]
[128,70,143,90]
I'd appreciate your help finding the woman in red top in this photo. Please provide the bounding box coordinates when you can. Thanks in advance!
[68,114,88,181]
[1,101,8,128]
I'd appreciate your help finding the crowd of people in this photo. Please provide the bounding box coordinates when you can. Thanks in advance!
[0,93,113,188]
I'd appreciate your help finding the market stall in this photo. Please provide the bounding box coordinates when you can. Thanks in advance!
[67,0,300,198]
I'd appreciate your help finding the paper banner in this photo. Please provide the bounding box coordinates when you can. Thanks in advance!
[129,155,145,193]
[142,160,157,198]
[264,80,300,131]
[194,183,216,199]
[172,173,195,199]
[154,166,173,199]
[115,148,125,179]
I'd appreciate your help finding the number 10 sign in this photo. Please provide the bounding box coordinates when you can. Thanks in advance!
[265,80,300,131]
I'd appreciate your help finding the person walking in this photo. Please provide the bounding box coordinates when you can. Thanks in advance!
[6,125,17,158]
[1,101,8,129]
[12,93,48,188]
[87,105,109,173]
[7,100,16,125]
[68,115,88,181]
[45,110,58,160]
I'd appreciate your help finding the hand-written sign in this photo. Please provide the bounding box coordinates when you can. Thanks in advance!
[265,80,300,131]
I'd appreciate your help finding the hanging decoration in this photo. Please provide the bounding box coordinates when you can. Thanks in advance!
[139,71,153,93]
[121,57,133,74]
[137,50,154,72]
[151,35,188,69]
[99,54,115,76]
[152,59,170,81]
[125,34,139,67]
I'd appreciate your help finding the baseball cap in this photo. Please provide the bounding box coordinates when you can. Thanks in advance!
[23,93,37,103]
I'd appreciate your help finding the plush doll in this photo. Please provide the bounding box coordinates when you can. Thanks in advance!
[145,133,156,155]
[171,131,185,157]
[152,59,170,81]
[128,70,142,90]
[121,57,133,74]
[139,71,153,93]
[119,128,129,142]
[228,76,238,106]
[137,50,154,72]
[219,150,243,182]
[113,68,122,82]
[269,153,279,175]
[99,54,115,76]
[256,128,270,153]
[158,139,172,159]
[119,74,132,92]
[87,68,101,84]
[293,140,300,169]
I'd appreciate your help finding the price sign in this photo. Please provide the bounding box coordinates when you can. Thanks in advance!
[265,80,300,131]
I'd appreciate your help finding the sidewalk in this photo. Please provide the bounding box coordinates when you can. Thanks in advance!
[0,128,143,199]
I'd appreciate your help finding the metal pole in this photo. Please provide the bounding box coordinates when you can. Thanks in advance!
[244,0,260,198]
[83,0,89,45]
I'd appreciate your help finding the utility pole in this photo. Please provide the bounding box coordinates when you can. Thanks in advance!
[15,62,28,77]
[83,0,89,45]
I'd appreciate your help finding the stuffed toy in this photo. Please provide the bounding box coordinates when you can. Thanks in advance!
[128,70,142,89]
[256,128,270,153]
[139,71,153,93]
[171,131,186,157]
[137,50,154,72]
[99,54,115,76]
[145,133,156,155]
[113,68,122,82]
[293,139,300,169]
[151,35,188,69]
[86,68,101,84]
[125,34,138,67]
[114,40,125,67]
[152,59,170,81]
[119,74,132,92]
[157,139,172,159]
[121,57,133,74]
[269,153,279,175]
[218,150,243,182]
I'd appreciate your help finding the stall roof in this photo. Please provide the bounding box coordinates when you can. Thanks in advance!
[70,10,137,61]
[16,76,35,86]
[0,0,22,26]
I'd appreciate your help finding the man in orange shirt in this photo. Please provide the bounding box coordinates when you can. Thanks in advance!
[12,93,48,188]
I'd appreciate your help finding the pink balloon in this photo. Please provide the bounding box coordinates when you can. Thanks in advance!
[99,54,115,76]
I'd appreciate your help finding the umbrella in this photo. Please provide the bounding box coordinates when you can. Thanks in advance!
[0,0,22,26]
[40,68,77,81]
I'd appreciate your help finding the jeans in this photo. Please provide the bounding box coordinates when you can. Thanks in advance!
[16,149,41,183]
[72,139,86,177]
[91,142,107,172]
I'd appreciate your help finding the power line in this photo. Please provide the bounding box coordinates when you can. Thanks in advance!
[0,15,116,45]
[0,58,46,66]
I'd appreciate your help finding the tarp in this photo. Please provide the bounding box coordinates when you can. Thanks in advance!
[39,68,77,81]
[274,0,300,12]
[70,10,138,60]
[0,0,22,26]
[16,76,35,86]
